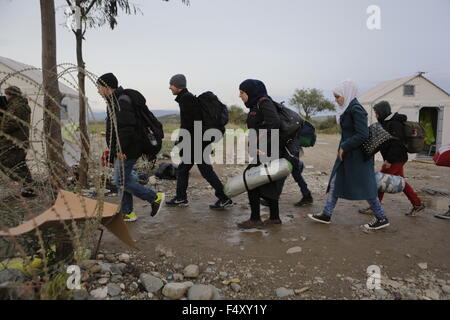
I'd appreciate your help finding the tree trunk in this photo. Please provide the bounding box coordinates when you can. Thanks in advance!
[76,28,89,188]
[40,0,66,188]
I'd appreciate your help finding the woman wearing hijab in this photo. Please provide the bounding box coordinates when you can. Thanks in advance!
[237,79,284,229]
[308,80,389,230]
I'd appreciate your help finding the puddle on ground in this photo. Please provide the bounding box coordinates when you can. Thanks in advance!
[422,197,450,211]
[226,229,270,245]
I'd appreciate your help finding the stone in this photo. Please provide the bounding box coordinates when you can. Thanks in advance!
[72,289,90,300]
[107,283,122,297]
[374,289,388,298]
[79,260,99,270]
[276,287,295,298]
[105,254,116,263]
[90,287,108,299]
[188,284,213,300]
[89,264,102,274]
[130,282,139,291]
[162,282,191,300]
[173,264,183,270]
[0,269,24,285]
[230,283,241,292]
[111,263,126,275]
[173,273,184,281]
[183,265,200,278]
[98,278,109,285]
[219,272,228,280]
[110,275,123,283]
[441,285,450,295]
[425,289,440,300]
[286,247,302,254]
[118,254,130,263]
[139,273,164,293]
[209,285,222,300]
[418,263,428,270]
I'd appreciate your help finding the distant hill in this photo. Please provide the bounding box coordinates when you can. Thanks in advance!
[89,109,179,123]
[158,113,180,123]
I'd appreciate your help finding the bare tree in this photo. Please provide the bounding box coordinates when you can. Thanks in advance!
[40,0,66,187]
[64,0,189,187]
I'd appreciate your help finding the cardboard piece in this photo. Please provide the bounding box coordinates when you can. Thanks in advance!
[0,189,138,249]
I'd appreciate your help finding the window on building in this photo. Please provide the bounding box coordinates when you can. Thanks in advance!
[60,104,68,120]
[403,85,415,96]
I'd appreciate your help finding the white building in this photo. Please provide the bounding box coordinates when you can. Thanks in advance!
[0,56,84,166]
[360,73,450,155]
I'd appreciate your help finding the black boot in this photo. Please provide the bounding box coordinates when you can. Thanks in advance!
[295,193,313,207]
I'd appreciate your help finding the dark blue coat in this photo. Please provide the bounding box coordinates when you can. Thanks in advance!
[328,98,377,200]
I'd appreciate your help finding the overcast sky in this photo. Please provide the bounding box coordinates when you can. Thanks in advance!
[1,0,449,112]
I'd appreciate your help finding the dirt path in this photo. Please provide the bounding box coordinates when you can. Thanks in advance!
[100,134,450,300]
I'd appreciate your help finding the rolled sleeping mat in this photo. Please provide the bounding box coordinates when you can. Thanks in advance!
[224,158,293,198]
[375,172,406,194]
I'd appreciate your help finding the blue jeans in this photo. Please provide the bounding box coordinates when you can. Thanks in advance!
[323,176,386,219]
[114,158,157,215]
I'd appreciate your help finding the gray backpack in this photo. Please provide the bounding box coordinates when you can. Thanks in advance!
[403,121,426,153]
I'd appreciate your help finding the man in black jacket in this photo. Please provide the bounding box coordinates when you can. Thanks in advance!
[0,86,35,197]
[359,101,425,217]
[166,74,233,210]
[97,73,164,222]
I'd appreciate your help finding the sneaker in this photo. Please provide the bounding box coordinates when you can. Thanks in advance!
[358,207,374,215]
[307,213,331,224]
[150,192,165,217]
[165,197,189,207]
[363,217,390,230]
[406,204,426,216]
[209,198,234,210]
[294,194,313,207]
[260,198,269,207]
[434,207,450,220]
[237,219,263,229]
[123,212,138,222]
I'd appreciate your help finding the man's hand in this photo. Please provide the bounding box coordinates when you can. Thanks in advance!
[382,160,391,170]
[338,148,344,161]
[118,153,127,160]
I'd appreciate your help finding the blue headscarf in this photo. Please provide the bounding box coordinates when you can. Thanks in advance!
[239,79,271,108]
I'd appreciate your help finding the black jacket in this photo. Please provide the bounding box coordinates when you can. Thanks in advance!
[379,112,408,164]
[105,86,142,160]
[175,89,202,135]
[0,95,31,149]
[246,98,283,200]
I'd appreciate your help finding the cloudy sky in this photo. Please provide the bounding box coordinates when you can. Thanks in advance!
[1,0,449,112]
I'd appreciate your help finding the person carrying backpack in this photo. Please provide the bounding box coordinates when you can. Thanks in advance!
[97,73,165,222]
[236,79,288,229]
[165,74,233,210]
[359,101,425,217]
[308,80,389,230]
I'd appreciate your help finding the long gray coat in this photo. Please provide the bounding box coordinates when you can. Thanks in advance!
[328,98,377,200]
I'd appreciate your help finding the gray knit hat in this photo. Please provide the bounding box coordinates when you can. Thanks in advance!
[169,74,187,89]
[5,86,22,97]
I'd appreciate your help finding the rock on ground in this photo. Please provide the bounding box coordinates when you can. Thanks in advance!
[188,284,213,300]
[276,287,295,298]
[183,265,200,278]
[139,273,164,294]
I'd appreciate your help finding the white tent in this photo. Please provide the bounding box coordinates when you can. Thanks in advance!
[360,73,450,157]
[0,56,84,166]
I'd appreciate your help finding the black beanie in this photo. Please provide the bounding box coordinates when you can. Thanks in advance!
[373,101,392,121]
[169,74,187,89]
[97,73,118,89]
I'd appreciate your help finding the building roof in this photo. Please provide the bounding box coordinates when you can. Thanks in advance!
[0,56,79,98]
[360,74,450,105]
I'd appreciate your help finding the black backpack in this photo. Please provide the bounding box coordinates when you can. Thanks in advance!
[197,91,229,133]
[257,98,304,140]
[121,89,164,161]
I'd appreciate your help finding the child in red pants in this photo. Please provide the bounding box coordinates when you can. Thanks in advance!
[359,101,425,216]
